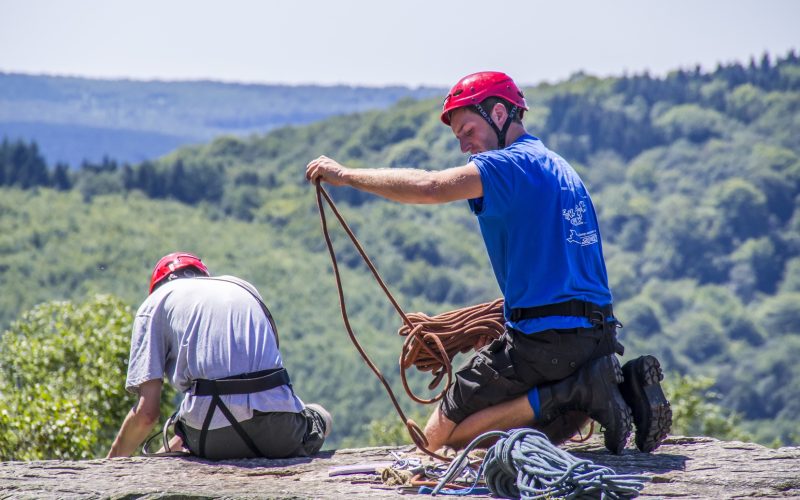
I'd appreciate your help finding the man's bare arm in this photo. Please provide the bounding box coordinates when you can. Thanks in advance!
[305,156,483,204]
[107,379,162,458]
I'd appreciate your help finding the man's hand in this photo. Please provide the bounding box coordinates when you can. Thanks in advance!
[305,155,349,186]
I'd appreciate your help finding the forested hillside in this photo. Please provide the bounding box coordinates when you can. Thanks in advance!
[1,52,799,451]
[0,72,441,166]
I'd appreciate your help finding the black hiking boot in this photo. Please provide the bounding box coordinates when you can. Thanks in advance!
[619,355,672,453]
[537,355,632,454]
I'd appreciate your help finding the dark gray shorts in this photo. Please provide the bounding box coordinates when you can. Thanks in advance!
[177,407,327,460]
[440,327,613,424]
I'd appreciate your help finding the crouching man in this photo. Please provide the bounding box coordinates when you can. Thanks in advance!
[107,252,331,460]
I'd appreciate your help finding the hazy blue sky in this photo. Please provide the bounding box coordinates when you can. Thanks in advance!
[1,0,797,87]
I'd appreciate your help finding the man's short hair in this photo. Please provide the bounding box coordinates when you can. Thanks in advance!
[473,97,525,124]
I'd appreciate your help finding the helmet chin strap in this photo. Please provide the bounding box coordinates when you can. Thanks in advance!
[473,103,519,149]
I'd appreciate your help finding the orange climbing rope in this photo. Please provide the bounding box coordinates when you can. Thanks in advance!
[315,182,511,459]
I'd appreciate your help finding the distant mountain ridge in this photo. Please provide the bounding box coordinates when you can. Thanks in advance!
[0,72,443,166]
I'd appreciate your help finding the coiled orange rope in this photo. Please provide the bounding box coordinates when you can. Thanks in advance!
[398,300,505,404]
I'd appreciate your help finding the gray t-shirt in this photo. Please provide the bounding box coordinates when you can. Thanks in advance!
[126,275,304,430]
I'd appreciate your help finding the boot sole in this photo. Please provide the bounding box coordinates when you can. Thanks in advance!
[601,356,632,455]
[621,355,672,453]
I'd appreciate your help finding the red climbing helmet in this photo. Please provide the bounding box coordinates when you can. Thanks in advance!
[440,71,528,126]
[149,252,209,294]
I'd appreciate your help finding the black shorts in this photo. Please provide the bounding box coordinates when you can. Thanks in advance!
[440,326,615,424]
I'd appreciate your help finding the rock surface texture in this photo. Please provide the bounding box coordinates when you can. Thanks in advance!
[1,436,799,499]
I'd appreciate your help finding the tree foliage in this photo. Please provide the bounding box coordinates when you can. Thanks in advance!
[662,375,751,442]
[0,295,175,460]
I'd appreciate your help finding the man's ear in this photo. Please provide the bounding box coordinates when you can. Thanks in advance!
[491,102,508,127]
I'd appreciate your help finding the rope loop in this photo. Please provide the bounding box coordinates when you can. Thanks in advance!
[405,419,429,450]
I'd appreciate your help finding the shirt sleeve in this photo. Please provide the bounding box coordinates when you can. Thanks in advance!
[470,152,516,218]
[125,310,167,394]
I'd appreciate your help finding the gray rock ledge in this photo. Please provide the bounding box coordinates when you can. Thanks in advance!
[1,436,798,499]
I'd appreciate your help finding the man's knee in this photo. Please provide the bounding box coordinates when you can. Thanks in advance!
[424,407,456,449]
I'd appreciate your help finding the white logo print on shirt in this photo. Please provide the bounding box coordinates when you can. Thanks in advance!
[562,201,598,247]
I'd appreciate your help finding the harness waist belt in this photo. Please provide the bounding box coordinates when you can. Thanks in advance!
[191,367,292,459]
[509,299,614,323]
[193,368,290,397]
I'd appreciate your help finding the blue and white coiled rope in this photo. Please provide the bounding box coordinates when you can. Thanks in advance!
[432,428,649,499]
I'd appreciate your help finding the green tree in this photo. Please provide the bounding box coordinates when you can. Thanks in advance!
[616,296,662,338]
[386,139,431,167]
[755,293,800,336]
[725,84,766,122]
[663,374,751,441]
[710,178,769,241]
[653,104,730,143]
[51,162,73,190]
[674,311,727,364]
[641,196,723,282]
[729,238,782,296]
[75,170,124,202]
[0,138,50,188]
[779,257,800,293]
[0,295,175,460]
[359,409,430,447]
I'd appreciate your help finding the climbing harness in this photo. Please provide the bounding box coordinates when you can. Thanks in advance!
[511,298,624,360]
[509,299,614,324]
[434,428,650,499]
[141,368,292,458]
[192,367,291,458]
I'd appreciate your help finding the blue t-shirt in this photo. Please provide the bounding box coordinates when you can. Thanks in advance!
[468,134,612,333]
